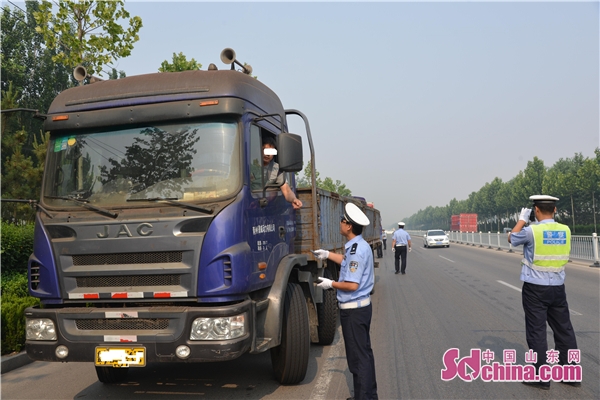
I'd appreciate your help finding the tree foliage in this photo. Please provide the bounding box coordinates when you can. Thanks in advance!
[1,3,68,222]
[1,1,139,222]
[406,151,600,234]
[33,0,142,76]
[296,160,351,196]
[159,52,201,72]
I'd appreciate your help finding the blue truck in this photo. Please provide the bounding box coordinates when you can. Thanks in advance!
[24,49,382,384]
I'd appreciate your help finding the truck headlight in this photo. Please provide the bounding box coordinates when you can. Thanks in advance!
[190,315,245,340]
[26,318,57,340]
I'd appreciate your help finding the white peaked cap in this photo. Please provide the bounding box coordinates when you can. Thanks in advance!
[344,203,370,227]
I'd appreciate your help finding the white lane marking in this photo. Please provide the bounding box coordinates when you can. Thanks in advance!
[439,255,455,263]
[310,327,345,400]
[497,280,522,292]
[496,280,582,315]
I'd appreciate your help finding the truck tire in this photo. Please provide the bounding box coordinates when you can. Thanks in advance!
[270,282,309,384]
[316,274,338,345]
[95,366,129,383]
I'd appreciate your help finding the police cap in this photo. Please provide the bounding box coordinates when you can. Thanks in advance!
[529,195,559,205]
[398,221,405,227]
[343,203,370,227]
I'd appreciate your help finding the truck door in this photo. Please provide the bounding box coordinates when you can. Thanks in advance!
[247,125,290,281]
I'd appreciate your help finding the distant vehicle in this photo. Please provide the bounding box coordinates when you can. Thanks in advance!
[503,227,512,233]
[451,213,477,232]
[423,229,450,248]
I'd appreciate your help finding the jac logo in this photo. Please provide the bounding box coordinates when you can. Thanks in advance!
[97,223,153,238]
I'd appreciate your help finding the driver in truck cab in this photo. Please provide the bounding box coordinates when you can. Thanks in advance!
[252,136,303,209]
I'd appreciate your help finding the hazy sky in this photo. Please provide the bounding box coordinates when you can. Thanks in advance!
[11,1,599,229]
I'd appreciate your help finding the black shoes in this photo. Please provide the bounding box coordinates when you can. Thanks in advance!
[560,381,581,387]
[401,272,406,274]
[522,381,550,390]
[394,271,399,274]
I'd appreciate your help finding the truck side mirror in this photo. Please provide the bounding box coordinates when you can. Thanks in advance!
[277,133,303,172]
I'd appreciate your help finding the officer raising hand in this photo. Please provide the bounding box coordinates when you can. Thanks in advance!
[508,195,580,390]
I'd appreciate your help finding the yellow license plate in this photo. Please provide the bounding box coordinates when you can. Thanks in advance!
[95,347,146,367]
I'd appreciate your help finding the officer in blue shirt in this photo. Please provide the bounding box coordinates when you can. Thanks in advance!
[392,222,412,274]
[313,203,378,400]
[508,195,579,390]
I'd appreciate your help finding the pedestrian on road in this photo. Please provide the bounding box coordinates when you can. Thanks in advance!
[508,195,580,391]
[382,229,387,250]
[313,202,378,400]
[376,230,383,259]
[392,222,411,274]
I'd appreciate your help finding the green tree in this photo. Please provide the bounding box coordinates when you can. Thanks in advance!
[576,154,600,232]
[296,160,351,195]
[108,67,126,79]
[159,52,201,72]
[1,3,69,161]
[34,0,142,77]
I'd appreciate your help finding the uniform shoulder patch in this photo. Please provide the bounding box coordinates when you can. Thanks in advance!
[349,261,359,273]
[350,243,358,255]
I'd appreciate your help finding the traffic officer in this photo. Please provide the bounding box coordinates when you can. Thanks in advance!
[508,195,579,390]
[313,202,378,400]
[391,222,412,274]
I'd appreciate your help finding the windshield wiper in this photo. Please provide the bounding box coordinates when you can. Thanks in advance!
[127,197,213,215]
[45,195,119,219]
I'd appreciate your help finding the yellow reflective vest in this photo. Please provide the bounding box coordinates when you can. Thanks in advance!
[523,222,571,273]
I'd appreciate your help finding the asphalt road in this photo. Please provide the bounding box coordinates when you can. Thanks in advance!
[2,241,599,400]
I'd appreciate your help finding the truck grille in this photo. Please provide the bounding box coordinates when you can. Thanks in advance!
[76,318,169,330]
[72,251,183,266]
[76,275,181,288]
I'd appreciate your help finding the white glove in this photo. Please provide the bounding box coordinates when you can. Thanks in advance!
[392,247,395,252]
[519,208,532,223]
[317,277,334,290]
[312,249,329,260]
[408,247,412,252]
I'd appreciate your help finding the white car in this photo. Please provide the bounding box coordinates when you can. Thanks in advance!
[423,229,450,248]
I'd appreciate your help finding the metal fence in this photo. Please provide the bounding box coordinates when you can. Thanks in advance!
[408,230,600,266]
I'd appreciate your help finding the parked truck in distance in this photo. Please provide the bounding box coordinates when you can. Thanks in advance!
[451,213,478,232]
[24,48,381,385]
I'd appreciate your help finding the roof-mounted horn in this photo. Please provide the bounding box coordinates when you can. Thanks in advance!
[220,48,252,75]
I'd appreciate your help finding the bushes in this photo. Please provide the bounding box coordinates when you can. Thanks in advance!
[1,271,40,355]
[1,222,35,274]
[1,223,37,354]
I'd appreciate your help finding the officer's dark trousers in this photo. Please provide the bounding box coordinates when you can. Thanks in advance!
[376,244,383,258]
[340,304,378,400]
[383,239,387,250]
[394,246,407,273]
[522,282,578,371]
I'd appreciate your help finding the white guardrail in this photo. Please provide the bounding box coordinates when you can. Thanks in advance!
[408,230,600,267]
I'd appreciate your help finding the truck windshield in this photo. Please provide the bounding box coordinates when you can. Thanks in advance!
[43,120,241,207]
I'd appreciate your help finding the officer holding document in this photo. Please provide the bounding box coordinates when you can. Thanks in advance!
[313,202,378,400]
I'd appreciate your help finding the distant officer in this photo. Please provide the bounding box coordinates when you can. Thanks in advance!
[382,229,387,250]
[313,203,378,400]
[508,195,579,390]
[392,222,412,274]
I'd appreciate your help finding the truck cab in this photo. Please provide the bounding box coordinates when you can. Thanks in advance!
[25,51,313,384]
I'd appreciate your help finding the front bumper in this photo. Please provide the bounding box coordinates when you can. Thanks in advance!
[426,240,449,247]
[25,300,254,363]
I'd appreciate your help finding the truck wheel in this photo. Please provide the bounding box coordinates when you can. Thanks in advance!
[270,282,309,384]
[95,366,129,383]
[317,274,338,345]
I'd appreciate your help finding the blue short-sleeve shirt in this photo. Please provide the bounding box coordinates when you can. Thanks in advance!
[337,235,374,304]
[392,229,411,245]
